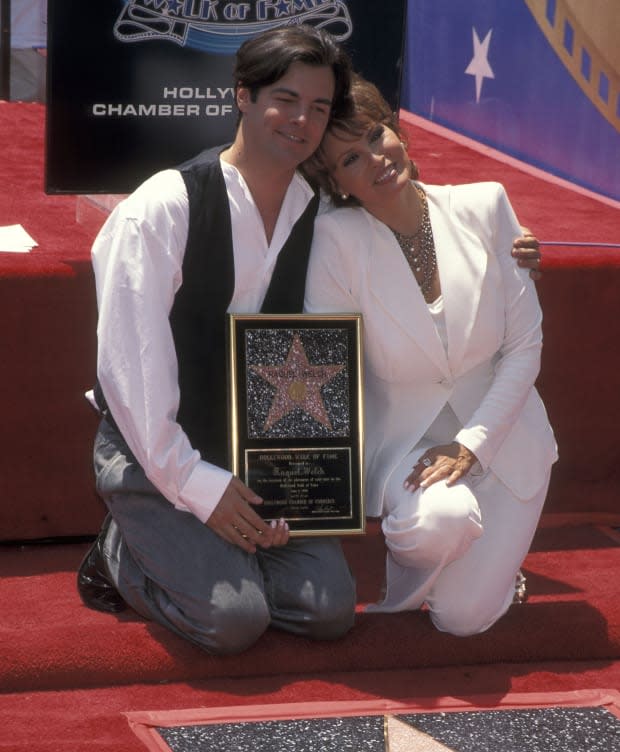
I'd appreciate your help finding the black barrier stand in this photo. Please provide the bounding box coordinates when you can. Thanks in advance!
[0,0,10,101]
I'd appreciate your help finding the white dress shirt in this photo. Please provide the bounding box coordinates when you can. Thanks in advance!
[92,161,315,523]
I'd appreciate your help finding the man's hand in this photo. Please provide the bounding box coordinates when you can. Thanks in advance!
[206,476,289,553]
[404,443,478,492]
[512,228,542,281]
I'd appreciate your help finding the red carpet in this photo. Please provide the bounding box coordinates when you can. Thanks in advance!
[1,101,619,749]
[2,522,620,694]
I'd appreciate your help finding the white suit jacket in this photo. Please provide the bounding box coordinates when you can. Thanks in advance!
[305,182,558,517]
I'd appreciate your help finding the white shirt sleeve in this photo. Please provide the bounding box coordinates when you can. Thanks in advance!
[92,170,232,523]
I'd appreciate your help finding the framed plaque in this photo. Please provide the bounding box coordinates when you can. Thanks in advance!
[228,314,364,536]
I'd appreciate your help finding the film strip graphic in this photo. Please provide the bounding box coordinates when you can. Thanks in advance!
[524,0,619,132]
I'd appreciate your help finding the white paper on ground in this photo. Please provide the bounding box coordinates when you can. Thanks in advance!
[0,224,38,253]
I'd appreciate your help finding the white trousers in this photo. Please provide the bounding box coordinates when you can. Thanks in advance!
[367,444,550,636]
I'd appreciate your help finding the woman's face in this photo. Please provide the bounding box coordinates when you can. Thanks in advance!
[321,122,411,211]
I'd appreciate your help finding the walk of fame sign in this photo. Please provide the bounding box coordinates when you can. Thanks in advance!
[228,314,364,536]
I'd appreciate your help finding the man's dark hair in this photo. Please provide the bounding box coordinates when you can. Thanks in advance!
[233,25,352,120]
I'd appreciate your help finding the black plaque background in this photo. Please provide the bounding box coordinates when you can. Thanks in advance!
[246,448,353,525]
[229,315,363,536]
[46,1,407,194]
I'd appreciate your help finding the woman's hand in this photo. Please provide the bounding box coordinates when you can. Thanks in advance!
[512,229,542,281]
[404,442,478,492]
[268,517,290,547]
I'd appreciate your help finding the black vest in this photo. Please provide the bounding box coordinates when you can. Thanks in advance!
[98,146,319,470]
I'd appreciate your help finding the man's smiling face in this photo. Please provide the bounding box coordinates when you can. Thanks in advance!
[237,61,335,170]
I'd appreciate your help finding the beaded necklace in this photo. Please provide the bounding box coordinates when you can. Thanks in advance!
[391,186,437,297]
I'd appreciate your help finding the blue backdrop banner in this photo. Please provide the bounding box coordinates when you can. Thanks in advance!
[402,0,619,202]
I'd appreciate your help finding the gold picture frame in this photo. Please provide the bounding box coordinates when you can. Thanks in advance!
[228,314,364,536]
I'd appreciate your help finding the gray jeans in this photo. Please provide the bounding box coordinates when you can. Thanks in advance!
[94,421,356,654]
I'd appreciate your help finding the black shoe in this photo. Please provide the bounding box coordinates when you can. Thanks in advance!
[77,516,127,613]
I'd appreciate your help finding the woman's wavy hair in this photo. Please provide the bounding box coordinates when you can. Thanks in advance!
[302,75,418,207]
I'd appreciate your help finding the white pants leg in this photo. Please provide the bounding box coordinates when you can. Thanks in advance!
[368,446,550,636]
[427,469,549,636]
[367,446,483,614]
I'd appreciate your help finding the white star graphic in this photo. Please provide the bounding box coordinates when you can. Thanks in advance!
[465,27,495,103]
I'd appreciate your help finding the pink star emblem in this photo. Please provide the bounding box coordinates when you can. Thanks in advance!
[251,334,345,431]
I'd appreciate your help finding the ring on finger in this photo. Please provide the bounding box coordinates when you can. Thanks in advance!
[421,457,432,467]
